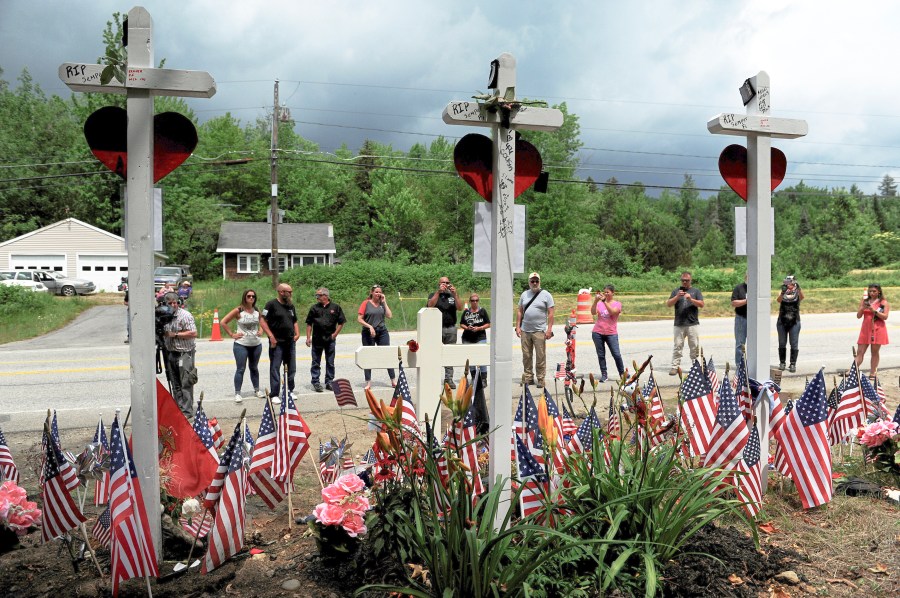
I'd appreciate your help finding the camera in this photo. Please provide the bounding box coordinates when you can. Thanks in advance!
[154,304,176,343]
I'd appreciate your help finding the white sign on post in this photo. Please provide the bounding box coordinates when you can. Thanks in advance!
[708,72,807,494]
[443,54,563,523]
[59,6,216,560]
[734,207,774,256]
[473,203,526,273]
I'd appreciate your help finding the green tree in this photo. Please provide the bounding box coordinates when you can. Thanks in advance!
[877,174,897,197]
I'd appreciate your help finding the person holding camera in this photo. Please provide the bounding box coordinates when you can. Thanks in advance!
[666,272,704,375]
[427,275,463,388]
[776,276,804,372]
[358,285,396,390]
[855,283,890,378]
[162,292,198,417]
[516,272,555,388]
[221,289,265,404]
[591,284,624,383]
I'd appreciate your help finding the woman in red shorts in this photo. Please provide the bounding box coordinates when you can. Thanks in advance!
[855,284,890,377]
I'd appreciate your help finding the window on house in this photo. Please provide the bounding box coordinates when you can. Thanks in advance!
[237,254,260,273]
[291,255,325,267]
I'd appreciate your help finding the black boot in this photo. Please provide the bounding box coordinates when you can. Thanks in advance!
[480,372,488,388]
[778,348,786,370]
[788,349,798,373]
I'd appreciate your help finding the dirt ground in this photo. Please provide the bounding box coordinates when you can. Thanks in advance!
[2,403,899,597]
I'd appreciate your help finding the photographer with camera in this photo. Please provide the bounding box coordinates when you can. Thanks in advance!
[665,272,704,375]
[427,275,463,388]
[161,292,198,417]
[855,283,890,378]
[776,275,804,373]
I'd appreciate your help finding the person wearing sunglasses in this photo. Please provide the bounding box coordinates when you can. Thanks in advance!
[516,272,555,388]
[460,294,491,388]
[161,292,198,417]
[261,283,300,403]
[665,271,704,375]
[856,283,890,378]
[221,289,266,403]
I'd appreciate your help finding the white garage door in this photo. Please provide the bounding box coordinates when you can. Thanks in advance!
[77,254,128,292]
[10,254,66,273]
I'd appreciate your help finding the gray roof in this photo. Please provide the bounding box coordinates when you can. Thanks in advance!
[216,222,336,253]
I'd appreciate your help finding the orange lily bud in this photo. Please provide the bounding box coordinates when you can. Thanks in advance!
[366,387,383,419]
[441,382,454,410]
[589,372,596,389]
[456,376,473,415]
[376,432,392,454]
[537,396,558,451]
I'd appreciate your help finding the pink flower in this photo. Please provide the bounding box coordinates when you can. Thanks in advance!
[340,511,367,537]
[336,473,365,494]
[344,494,371,515]
[0,481,42,536]
[313,502,345,526]
[859,421,900,448]
[321,484,349,505]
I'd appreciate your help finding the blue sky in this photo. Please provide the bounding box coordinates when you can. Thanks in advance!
[3,1,900,195]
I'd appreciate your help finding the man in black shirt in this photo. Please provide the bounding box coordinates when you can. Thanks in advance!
[260,283,300,403]
[665,271,704,375]
[731,275,748,368]
[305,287,346,392]
[426,275,463,388]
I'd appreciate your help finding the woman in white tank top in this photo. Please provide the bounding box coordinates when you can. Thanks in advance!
[221,289,265,403]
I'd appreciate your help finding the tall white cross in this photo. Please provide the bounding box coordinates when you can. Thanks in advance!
[355,308,489,426]
[443,54,562,518]
[59,6,216,559]
[708,71,807,492]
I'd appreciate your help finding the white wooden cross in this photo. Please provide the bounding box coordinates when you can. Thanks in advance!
[355,308,489,428]
[708,71,807,492]
[442,54,562,518]
[58,6,216,560]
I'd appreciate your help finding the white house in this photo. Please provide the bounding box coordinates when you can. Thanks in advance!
[0,218,166,292]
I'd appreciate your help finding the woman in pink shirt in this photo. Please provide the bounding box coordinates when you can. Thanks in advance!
[590,284,624,383]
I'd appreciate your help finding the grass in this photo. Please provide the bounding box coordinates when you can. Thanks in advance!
[0,292,90,345]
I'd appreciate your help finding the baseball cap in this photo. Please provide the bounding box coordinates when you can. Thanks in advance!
[528,272,540,281]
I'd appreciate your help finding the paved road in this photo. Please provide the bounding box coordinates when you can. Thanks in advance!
[0,305,896,433]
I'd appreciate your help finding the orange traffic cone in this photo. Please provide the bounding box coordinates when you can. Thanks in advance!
[210,308,223,341]
[576,288,594,324]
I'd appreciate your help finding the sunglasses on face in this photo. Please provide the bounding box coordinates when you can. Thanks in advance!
[246,294,256,298]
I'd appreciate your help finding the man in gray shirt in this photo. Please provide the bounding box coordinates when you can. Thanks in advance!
[665,271,704,375]
[162,292,198,417]
[516,272,555,387]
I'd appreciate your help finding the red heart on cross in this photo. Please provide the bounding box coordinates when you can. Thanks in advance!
[84,106,198,183]
[453,133,542,202]
[718,144,787,201]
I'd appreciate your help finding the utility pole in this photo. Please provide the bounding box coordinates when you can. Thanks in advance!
[270,79,280,289]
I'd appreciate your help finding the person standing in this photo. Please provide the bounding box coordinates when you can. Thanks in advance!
[357,285,396,390]
[427,275,463,388]
[460,293,491,387]
[162,292,198,418]
[177,281,192,302]
[221,289,265,403]
[305,287,346,392]
[776,276,804,373]
[261,283,300,403]
[123,286,131,344]
[590,284,624,383]
[855,283,890,378]
[731,274,748,367]
[666,271,704,375]
[516,272,555,387]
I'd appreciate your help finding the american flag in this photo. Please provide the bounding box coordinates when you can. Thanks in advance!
[860,374,888,420]
[679,360,716,456]
[706,357,718,395]
[242,423,256,497]
[778,370,832,509]
[44,412,79,491]
[434,436,449,481]
[209,417,225,451]
[319,442,337,486]
[40,423,86,542]
[202,422,247,574]
[828,362,865,444]
[554,363,567,379]
[273,390,311,488]
[390,364,420,433]
[180,512,212,539]
[193,405,220,462]
[561,405,578,440]
[361,448,376,466]
[515,434,546,517]
[0,427,19,484]
[247,400,286,508]
[109,415,158,595]
[92,417,110,506]
[772,440,792,478]
[91,506,111,548]
[703,377,749,470]
[450,401,485,495]
[643,373,666,444]
[607,394,620,437]
[874,376,887,404]
[893,401,900,426]
[763,381,786,436]
[519,386,544,463]
[733,425,763,518]
[331,378,357,407]
[567,407,602,453]
[734,354,753,420]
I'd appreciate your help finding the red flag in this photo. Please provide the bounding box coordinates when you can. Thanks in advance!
[156,380,218,498]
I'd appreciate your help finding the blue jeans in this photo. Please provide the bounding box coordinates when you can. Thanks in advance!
[361,328,395,382]
[776,320,801,350]
[269,339,296,397]
[463,338,488,376]
[734,315,747,367]
[311,339,336,385]
[233,343,262,393]
[592,331,625,377]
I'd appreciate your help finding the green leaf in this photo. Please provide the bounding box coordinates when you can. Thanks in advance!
[100,65,114,85]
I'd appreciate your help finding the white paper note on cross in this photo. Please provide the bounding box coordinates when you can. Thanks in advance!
[708,71,807,493]
[443,53,562,522]
[355,308,489,427]
[58,6,216,560]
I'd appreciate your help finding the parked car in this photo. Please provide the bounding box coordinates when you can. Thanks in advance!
[35,270,97,296]
[154,265,192,291]
[0,271,48,292]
